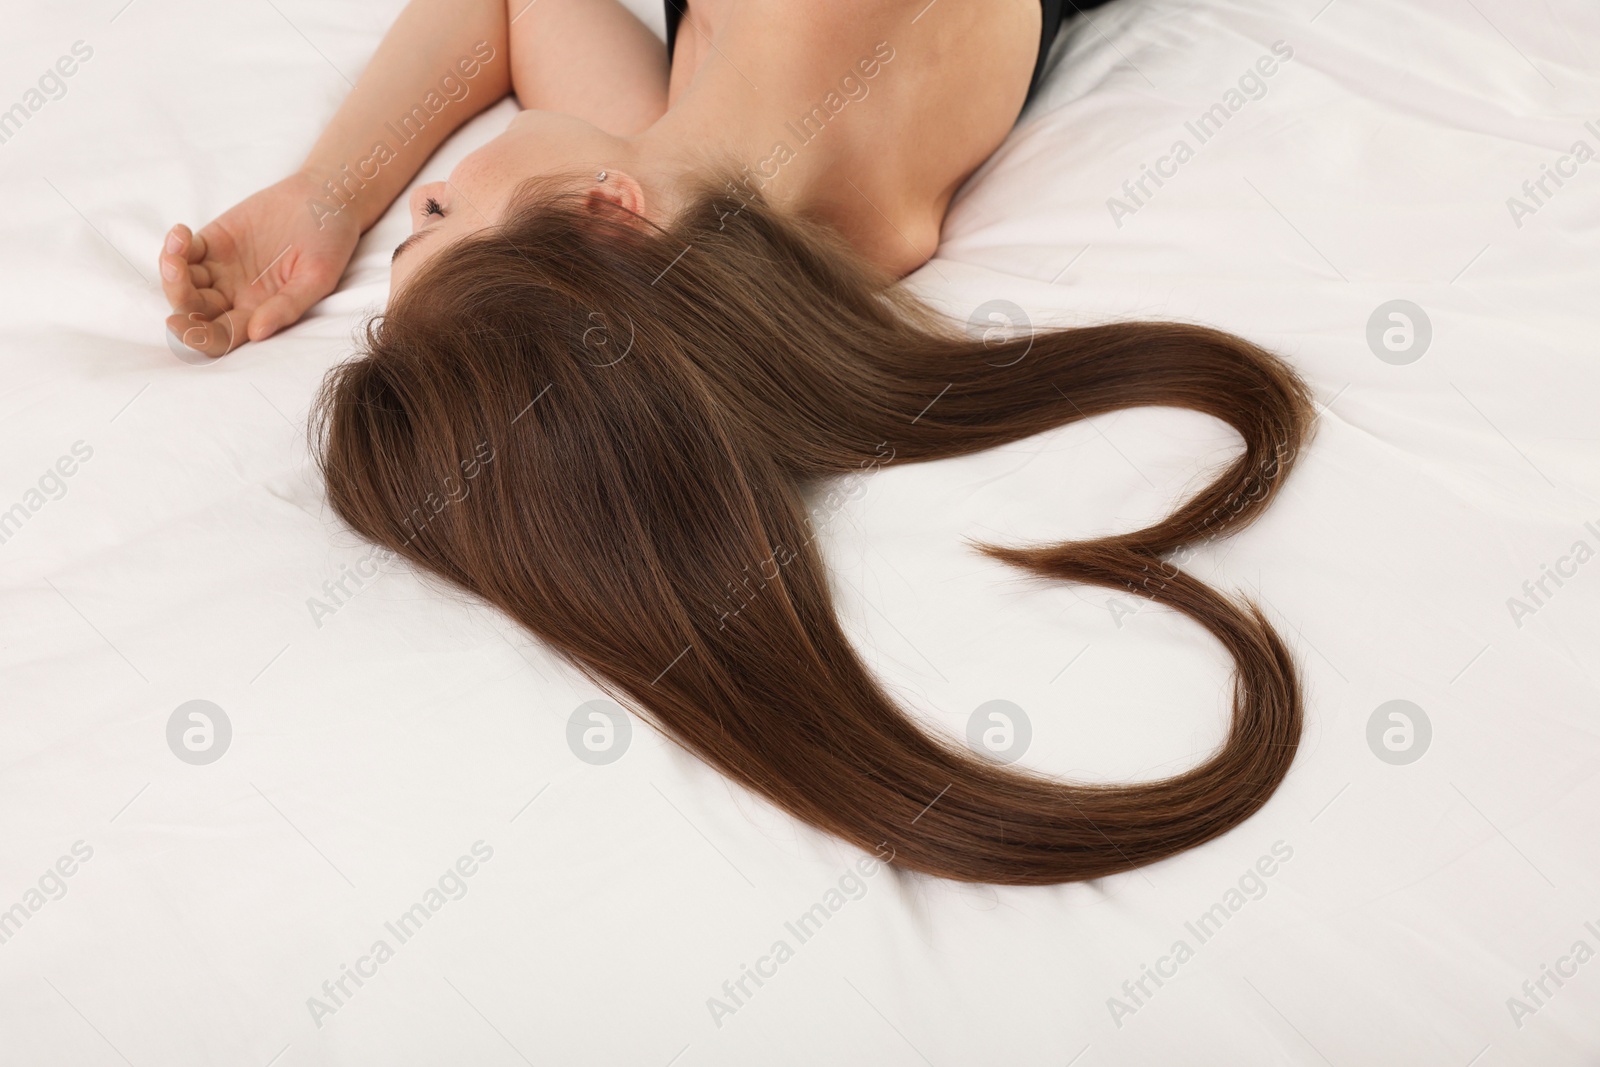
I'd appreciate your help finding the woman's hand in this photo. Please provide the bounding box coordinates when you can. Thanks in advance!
[160,172,361,356]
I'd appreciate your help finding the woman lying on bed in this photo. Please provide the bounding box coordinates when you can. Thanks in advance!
[158,0,1316,886]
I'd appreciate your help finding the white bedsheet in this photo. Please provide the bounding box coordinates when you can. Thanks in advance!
[2,0,1598,1063]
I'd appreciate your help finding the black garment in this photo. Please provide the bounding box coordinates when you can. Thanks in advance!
[662,0,1116,109]
[1029,0,1116,103]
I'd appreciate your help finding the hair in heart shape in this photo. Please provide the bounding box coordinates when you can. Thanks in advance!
[312,172,1315,885]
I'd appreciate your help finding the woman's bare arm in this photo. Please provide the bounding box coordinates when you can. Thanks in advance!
[303,0,670,232]
[299,0,515,234]
[507,0,670,136]
[161,0,670,353]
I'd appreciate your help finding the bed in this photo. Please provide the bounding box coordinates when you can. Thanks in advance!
[2,0,1597,1063]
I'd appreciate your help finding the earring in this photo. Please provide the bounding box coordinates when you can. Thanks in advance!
[596,170,608,183]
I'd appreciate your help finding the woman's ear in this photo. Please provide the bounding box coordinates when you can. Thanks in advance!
[585,171,647,220]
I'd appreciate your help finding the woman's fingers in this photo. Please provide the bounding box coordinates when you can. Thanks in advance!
[160,250,201,311]
[159,215,334,353]
[163,223,207,264]
[173,287,230,319]
[159,225,216,311]
[245,270,326,342]
[162,224,187,258]
[166,287,233,358]
[165,304,249,359]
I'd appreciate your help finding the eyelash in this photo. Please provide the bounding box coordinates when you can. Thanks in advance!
[422,197,444,218]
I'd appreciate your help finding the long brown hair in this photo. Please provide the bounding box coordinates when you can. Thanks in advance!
[311,172,1315,885]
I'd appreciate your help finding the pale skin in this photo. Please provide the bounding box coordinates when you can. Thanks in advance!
[159,0,1042,357]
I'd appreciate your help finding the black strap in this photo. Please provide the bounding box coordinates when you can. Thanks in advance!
[1029,0,1065,101]
[664,0,1112,103]
[664,0,684,59]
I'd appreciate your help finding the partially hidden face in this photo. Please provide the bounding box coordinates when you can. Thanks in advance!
[389,109,635,293]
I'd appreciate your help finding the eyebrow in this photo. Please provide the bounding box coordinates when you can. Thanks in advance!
[391,228,438,264]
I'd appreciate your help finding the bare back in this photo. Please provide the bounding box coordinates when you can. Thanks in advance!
[664,0,1043,274]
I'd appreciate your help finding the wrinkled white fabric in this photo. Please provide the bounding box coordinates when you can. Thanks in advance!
[1,0,1596,1063]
